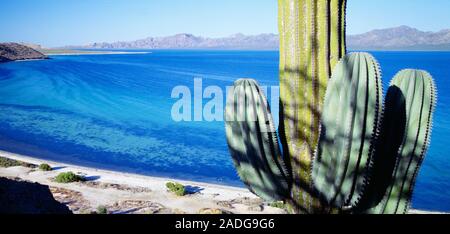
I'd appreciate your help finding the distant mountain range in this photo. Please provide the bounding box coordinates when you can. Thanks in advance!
[348,26,450,50]
[75,33,279,50]
[66,26,450,51]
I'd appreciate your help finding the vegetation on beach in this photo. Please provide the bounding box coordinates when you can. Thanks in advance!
[269,201,287,210]
[225,0,436,214]
[96,205,108,214]
[38,49,85,55]
[0,156,36,168]
[39,163,52,171]
[166,182,186,196]
[39,49,106,55]
[55,172,85,183]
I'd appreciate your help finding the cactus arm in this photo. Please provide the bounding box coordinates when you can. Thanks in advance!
[278,0,347,213]
[312,53,382,208]
[370,70,436,214]
[225,79,290,202]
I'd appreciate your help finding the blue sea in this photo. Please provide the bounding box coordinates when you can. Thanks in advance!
[0,50,448,212]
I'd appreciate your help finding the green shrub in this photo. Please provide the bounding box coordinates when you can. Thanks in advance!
[166,182,186,196]
[39,163,52,171]
[0,156,36,168]
[55,172,85,183]
[96,205,108,214]
[269,201,287,210]
[0,157,21,167]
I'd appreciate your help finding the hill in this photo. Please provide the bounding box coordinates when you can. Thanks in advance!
[0,43,48,62]
[347,26,450,50]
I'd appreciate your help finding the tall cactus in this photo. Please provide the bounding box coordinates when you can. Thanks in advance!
[278,0,347,213]
[225,0,437,214]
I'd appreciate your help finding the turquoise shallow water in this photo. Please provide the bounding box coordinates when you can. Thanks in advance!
[0,50,448,211]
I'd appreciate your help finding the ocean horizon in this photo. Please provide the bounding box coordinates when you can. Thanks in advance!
[0,50,449,212]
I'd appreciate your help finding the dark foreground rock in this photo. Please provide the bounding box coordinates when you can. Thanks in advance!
[0,43,48,62]
[0,177,72,214]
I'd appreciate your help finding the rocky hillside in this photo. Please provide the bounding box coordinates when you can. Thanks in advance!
[0,43,48,62]
[348,26,450,50]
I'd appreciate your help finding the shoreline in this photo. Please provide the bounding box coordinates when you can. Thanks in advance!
[45,51,152,56]
[0,150,241,194]
[0,150,284,214]
[0,150,445,214]
[1,51,152,63]
[14,58,49,62]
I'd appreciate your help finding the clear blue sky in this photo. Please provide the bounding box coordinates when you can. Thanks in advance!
[1,0,449,47]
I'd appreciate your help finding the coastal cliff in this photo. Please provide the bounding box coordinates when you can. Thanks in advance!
[0,43,48,62]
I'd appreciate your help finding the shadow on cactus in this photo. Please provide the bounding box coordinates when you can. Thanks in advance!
[225,53,437,214]
[356,69,436,214]
[225,79,291,202]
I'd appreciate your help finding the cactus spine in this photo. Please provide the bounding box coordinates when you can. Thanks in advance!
[278,0,347,213]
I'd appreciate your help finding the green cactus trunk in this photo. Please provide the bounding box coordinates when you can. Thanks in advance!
[278,0,347,213]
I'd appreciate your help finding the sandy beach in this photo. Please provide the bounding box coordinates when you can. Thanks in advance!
[0,150,286,214]
[0,150,444,214]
